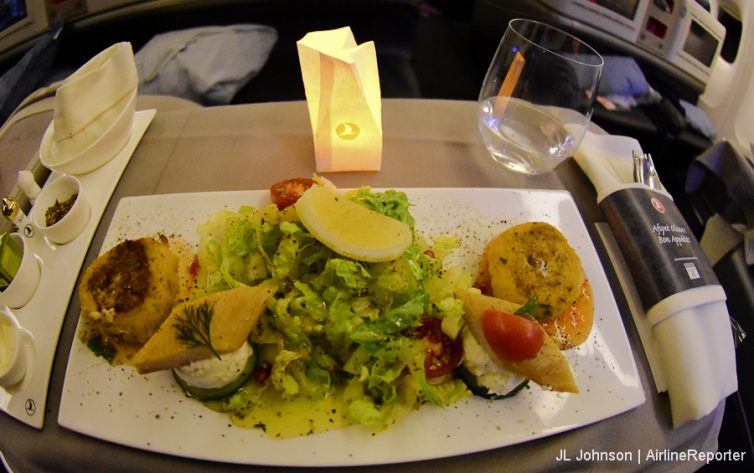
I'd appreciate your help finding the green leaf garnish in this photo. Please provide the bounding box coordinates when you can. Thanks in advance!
[515,298,540,320]
[174,301,221,359]
[515,297,554,321]
[86,335,117,364]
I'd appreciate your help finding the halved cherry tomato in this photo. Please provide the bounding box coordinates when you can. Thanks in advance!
[481,309,544,361]
[254,361,272,385]
[270,178,315,210]
[473,278,493,296]
[188,255,200,280]
[415,317,463,378]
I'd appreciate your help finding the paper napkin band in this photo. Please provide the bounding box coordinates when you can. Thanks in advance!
[53,42,138,141]
[646,285,726,327]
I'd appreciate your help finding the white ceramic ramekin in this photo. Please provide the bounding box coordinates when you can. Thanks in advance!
[0,234,40,309]
[31,175,91,245]
[0,310,34,387]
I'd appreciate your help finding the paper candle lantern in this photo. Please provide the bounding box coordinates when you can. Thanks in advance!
[297,26,382,172]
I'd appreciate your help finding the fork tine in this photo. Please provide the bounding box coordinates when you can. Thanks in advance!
[643,153,659,189]
[632,150,644,184]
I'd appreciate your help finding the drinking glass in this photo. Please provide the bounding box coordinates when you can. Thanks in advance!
[478,19,603,175]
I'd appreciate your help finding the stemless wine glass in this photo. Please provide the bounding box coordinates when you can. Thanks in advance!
[478,19,603,175]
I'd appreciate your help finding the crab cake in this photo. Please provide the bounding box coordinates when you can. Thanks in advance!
[484,222,585,323]
[79,236,179,344]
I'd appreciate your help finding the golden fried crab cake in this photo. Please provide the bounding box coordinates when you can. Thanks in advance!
[484,222,584,322]
[79,236,179,344]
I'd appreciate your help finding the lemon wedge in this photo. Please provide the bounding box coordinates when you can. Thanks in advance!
[295,185,412,262]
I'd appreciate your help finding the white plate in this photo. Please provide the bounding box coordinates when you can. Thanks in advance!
[59,188,644,467]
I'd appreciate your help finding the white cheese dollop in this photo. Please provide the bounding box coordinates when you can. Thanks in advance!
[174,341,253,390]
[461,328,524,395]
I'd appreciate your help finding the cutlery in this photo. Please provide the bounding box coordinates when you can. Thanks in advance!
[632,151,660,190]
[643,153,660,189]
[632,150,644,185]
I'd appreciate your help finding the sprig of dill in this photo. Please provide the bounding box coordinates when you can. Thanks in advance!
[173,301,221,359]
[515,297,556,321]
[515,297,542,320]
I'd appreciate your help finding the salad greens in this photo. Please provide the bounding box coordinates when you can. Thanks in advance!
[193,186,472,432]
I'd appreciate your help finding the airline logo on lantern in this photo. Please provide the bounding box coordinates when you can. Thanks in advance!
[335,122,360,140]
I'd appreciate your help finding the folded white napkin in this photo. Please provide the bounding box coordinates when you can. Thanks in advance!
[51,42,137,161]
[648,286,737,425]
[575,130,738,427]
[574,129,670,200]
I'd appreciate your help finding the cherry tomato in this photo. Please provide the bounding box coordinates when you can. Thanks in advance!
[270,178,315,210]
[481,309,544,361]
[473,278,493,296]
[188,255,200,280]
[254,361,271,385]
[415,317,463,378]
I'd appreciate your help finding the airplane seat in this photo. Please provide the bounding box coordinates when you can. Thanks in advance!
[684,140,754,469]
[700,0,754,156]
[0,0,423,106]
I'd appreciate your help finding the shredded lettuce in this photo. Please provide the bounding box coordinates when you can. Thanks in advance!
[197,186,472,431]
[346,187,415,228]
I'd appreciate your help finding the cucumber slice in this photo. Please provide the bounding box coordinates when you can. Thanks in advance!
[173,345,259,400]
[455,364,529,400]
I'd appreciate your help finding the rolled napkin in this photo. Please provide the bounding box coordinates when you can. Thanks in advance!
[575,130,738,427]
[573,130,670,200]
[50,42,137,163]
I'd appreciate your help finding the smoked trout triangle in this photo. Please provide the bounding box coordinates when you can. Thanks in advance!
[132,282,277,374]
[454,287,578,393]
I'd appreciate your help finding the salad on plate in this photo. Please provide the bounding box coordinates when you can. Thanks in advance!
[76,177,592,438]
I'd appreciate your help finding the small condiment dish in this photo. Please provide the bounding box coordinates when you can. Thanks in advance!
[0,310,34,387]
[0,234,41,309]
[31,175,91,245]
